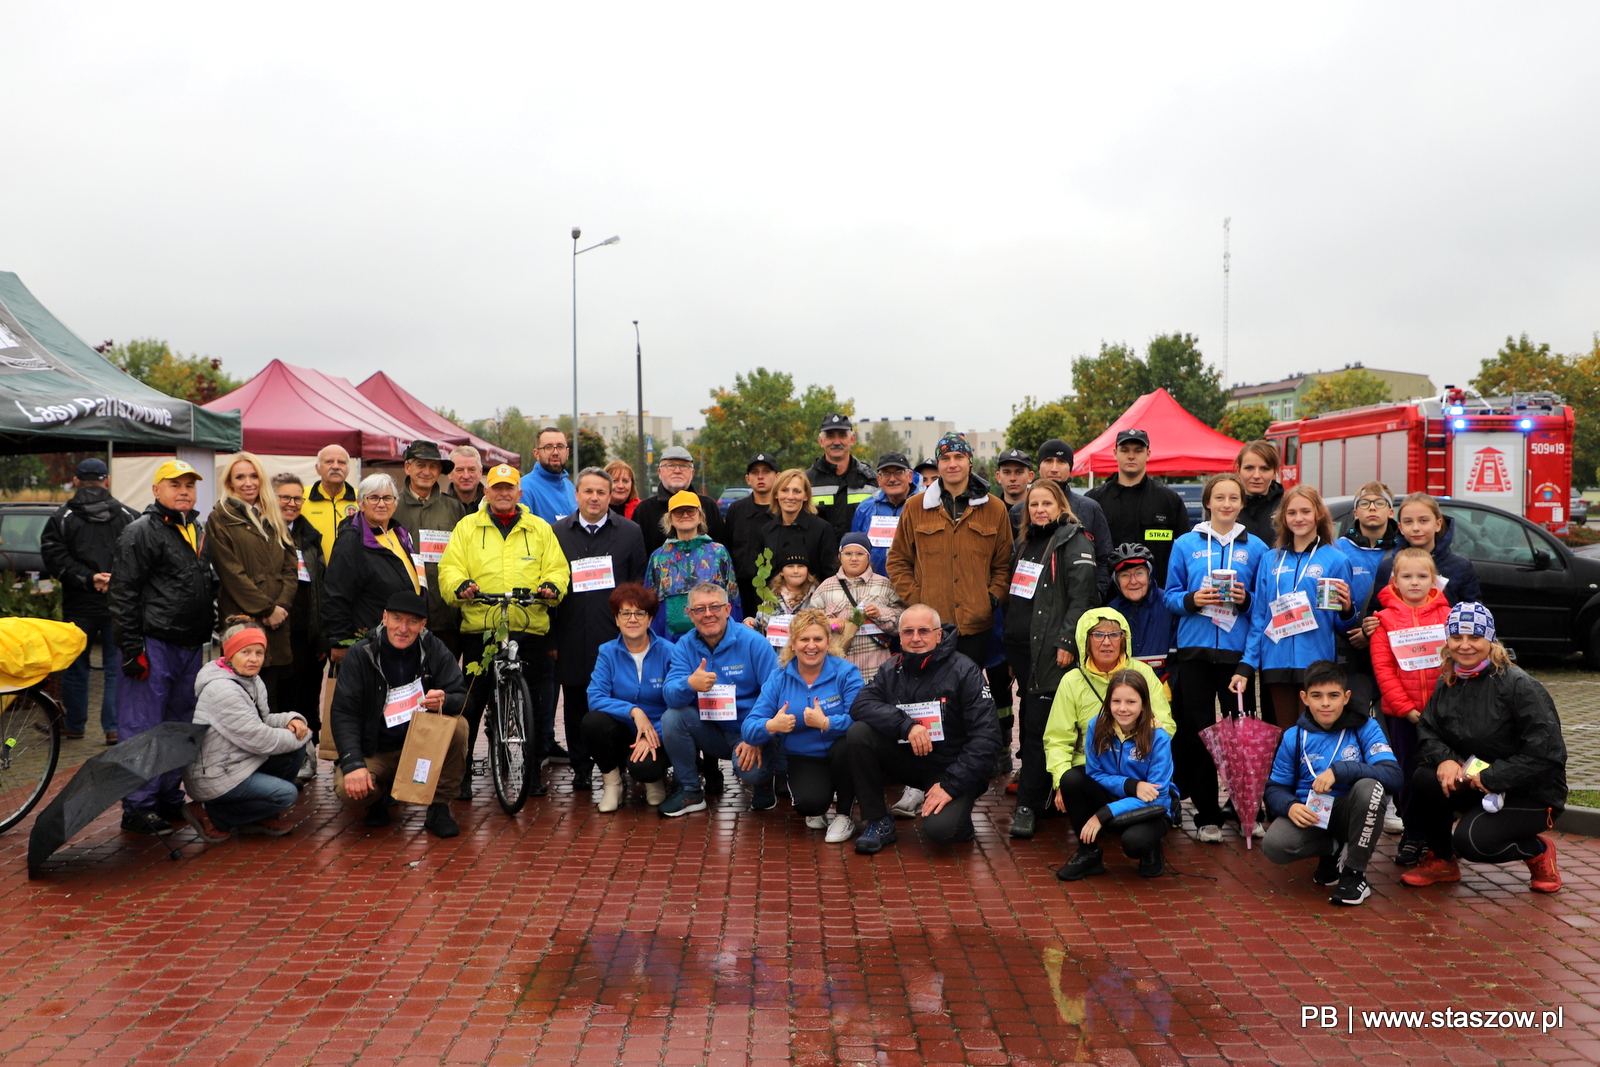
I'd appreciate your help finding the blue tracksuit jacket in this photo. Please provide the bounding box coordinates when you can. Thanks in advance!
[741,655,863,757]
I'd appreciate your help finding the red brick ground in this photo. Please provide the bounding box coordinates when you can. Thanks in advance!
[2,761,1598,1065]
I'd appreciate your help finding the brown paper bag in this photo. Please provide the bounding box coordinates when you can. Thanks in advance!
[318,663,340,761]
[391,711,455,804]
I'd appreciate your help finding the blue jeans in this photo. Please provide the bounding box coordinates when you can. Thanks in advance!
[204,749,304,831]
[62,616,120,736]
[660,707,774,794]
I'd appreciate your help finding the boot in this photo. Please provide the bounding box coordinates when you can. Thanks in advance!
[1056,845,1106,881]
[644,779,669,806]
[1137,842,1165,878]
[598,769,625,813]
[1010,806,1037,839]
[424,802,460,838]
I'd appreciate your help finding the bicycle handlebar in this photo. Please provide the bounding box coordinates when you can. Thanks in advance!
[472,589,551,606]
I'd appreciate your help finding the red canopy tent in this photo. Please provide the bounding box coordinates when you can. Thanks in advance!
[1071,388,1244,478]
[355,371,519,468]
[203,359,433,461]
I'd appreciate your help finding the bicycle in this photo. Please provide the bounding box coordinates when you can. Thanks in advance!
[0,683,63,834]
[469,589,548,815]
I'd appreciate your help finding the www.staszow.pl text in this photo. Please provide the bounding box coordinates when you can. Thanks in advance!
[1302,1006,1564,1033]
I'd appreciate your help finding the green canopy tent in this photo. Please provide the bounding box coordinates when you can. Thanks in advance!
[0,272,241,456]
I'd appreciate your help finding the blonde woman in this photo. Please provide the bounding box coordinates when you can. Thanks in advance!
[756,469,838,581]
[208,452,299,711]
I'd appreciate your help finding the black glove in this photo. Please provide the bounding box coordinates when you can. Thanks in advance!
[122,652,149,680]
[536,581,561,601]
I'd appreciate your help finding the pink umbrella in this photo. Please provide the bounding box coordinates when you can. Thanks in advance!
[1199,692,1282,849]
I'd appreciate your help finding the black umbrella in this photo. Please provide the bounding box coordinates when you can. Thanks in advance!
[28,721,209,877]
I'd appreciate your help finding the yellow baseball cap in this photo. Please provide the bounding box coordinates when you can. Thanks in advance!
[667,490,701,512]
[485,463,520,487]
[151,459,202,485]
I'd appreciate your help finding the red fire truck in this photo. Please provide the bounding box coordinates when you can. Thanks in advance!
[1266,388,1576,534]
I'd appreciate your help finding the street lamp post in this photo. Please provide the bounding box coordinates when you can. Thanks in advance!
[633,320,645,485]
[571,227,619,479]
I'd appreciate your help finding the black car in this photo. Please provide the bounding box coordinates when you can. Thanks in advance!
[1327,496,1600,666]
[1169,483,1204,525]
[0,502,56,578]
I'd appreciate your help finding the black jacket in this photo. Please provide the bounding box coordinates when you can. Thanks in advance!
[804,455,878,540]
[1003,518,1099,696]
[1010,483,1114,598]
[329,626,467,771]
[723,492,771,619]
[756,511,839,584]
[549,512,647,685]
[288,516,325,648]
[320,516,420,651]
[41,485,138,620]
[109,501,216,659]
[849,624,1001,800]
[1370,515,1482,606]
[1415,664,1567,811]
[1085,475,1194,586]
[633,485,728,556]
[1239,480,1283,545]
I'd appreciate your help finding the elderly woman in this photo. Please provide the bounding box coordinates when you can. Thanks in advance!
[321,472,425,661]
[606,459,640,520]
[1401,603,1568,893]
[805,532,903,683]
[182,618,312,840]
[756,469,839,581]
[583,583,675,811]
[208,452,299,711]
[645,490,739,635]
[742,608,863,843]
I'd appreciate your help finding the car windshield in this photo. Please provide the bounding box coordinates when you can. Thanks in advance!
[0,513,49,554]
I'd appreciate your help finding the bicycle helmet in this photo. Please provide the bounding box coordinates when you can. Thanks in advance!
[1109,543,1156,574]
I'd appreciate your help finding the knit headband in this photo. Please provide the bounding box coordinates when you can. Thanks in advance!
[223,628,268,661]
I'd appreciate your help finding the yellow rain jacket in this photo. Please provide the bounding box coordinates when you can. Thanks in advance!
[0,618,88,689]
[439,504,570,636]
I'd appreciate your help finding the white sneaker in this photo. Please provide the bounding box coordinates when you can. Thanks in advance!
[805,815,827,830]
[1197,824,1223,844]
[826,814,856,843]
[1252,821,1266,840]
[1383,799,1404,835]
[644,779,669,806]
[890,787,926,819]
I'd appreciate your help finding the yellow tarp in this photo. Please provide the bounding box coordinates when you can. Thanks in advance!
[0,618,88,690]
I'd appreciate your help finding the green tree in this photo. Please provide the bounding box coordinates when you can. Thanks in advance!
[1471,334,1566,395]
[695,368,853,492]
[860,421,903,462]
[1564,338,1600,487]
[1067,342,1150,443]
[96,339,242,404]
[1005,396,1079,454]
[1216,405,1274,442]
[1297,368,1392,417]
[551,415,608,469]
[466,406,538,469]
[1473,333,1600,486]
[1146,333,1227,426]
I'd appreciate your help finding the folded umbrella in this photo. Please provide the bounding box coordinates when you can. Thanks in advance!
[28,721,209,877]
[1199,692,1280,849]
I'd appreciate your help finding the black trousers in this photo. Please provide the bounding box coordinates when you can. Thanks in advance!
[562,683,594,776]
[460,630,549,776]
[1005,643,1056,812]
[787,749,855,817]
[1172,658,1255,826]
[1058,766,1169,857]
[843,721,978,843]
[987,661,1015,713]
[580,710,668,781]
[1408,765,1552,863]
[954,630,990,672]
[285,629,325,735]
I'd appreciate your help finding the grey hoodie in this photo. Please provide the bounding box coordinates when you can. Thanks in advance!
[185,659,306,801]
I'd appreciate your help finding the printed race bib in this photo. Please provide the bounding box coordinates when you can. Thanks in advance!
[1389,624,1447,672]
[418,529,451,564]
[1265,590,1317,643]
[867,514,899,547]
[570,555,617,593]
[766,614,792,648]
[410,553,429,591]
[384,678,424,728]
[699,683,737,721]
[1009,559,1043,599]
[897,699,944,742]
[296,550,310,583]
[858,621,883,635]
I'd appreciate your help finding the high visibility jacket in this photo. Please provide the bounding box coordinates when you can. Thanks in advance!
[439,504,570,635]
[303,481,358,560]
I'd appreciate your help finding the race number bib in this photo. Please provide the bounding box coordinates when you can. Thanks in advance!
[1265,590,1317,643]
[1389,624,1447,672]
[858,621,883,635]
[898,699,944,742]
[570,555,616,593]
[699,683,737,721]
[418,529,451,564]
[1305,790,1334,829]
[1009,559,1043,600]
[411,553,429,591]
[296,550,310,583]
[384,678,424,728]
[766,614,792,648]
[867,514,899,548]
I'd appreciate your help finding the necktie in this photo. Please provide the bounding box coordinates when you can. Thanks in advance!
[587,524,598,536]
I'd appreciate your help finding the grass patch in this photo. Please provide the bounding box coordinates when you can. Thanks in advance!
[1568,789,1600,809]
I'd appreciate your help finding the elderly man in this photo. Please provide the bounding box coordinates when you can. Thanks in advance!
[843,604,1001,854]
[724,451,779,620]
[1085,428,1192,586]
[805,413,878,540]
[850,451,916,578]
[656,581,780,817]
[394,440,468,654]
[331,590,469,838]
[303,444,359,560]
[1017,439,1114,598]
[445,445,485,508]
[632,445,728,554]
[519,426,579,523]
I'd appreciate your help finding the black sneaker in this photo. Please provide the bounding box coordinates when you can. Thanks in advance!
[1010,806,1037,839]
[1330,869,1371,906]
[1313,854,1343,886]
[545,743,570,765]
[854,817,898,855]
[749,784,776,811]
[1395,838,1426,867]
[121,811,174,836]
[424,802,460,838]
[1056,845,1106,881]
[1137,843,1165,878]
[364,800,393,827]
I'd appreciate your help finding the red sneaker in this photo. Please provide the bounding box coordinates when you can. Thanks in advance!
[1401,853,1461,887]
[1526,835,1561,893]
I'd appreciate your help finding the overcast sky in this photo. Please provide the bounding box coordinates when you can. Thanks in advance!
[4,3,1598,437]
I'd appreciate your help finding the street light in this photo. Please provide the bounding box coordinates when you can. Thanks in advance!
[571,227,620,479]
[633,320,645,483]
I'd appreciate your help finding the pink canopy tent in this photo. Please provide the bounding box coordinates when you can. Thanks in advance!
[356,371,519,468]
[1071,389,1244,477]
[203,360,433,461]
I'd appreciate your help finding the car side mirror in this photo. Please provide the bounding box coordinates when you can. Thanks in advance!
[1532,549,1552,571]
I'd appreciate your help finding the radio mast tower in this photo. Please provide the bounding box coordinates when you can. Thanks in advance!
[1222,217,1231,390]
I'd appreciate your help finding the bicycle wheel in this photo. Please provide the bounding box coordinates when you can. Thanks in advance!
[489,673,533,815]
[0,687,62,834]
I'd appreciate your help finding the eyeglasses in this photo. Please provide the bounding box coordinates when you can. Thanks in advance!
[364,494,397,504]
[901,627,938,637]
[659,462,693,472]
[616,609,650,621]
[1355,499,1391,510]
[537,444,569,453]
[276,494,303,505]
[1088,631,1123,642]
[687,604,727,616]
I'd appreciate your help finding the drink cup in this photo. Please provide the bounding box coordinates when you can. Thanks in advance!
[1316,577,1341,610]
[1210,569,1236,599]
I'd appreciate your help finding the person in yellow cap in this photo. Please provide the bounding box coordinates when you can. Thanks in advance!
[439,463,571,796]
[644,490,740,636]
[109,459,218,836]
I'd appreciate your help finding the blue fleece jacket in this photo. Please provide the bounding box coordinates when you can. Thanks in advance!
[1164,525,1270,655]
[1242,541,1356,675]
[1263,709,1402,818]
[662,620,780,734]
[741,655,863,757]
[587,633,676,727]
[1082,717,1179,820]
[519,464,578,524]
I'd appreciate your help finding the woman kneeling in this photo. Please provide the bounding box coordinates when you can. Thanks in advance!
[583,584,675,811]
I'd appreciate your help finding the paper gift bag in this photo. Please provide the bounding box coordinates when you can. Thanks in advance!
[391,711,455,804]
[317,663,340,761]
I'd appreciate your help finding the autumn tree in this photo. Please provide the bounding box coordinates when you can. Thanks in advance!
[1145,333,1228,426]
[1216,405,1274,443]
[96,339,241,404]
[694,368,853,493]
[1473,333,1600,486]
[1297,369,1392,417]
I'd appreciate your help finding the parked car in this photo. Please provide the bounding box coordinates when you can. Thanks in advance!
[1327,496,1600,666]
[1169,483,1204,525]
[1572,493,1589,526]
[716,487,751,516]
[0,502,55,579]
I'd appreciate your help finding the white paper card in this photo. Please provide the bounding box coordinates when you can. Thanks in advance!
[412,758,433,784]
[699,683,738,721]
[570,555,616,593]
[384,678,424,728]
[897,699,944,742]
[867,514,899,548]
[1009,559,1043,599]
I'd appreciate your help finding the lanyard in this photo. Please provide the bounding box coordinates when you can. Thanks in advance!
[1274,539,1319,599]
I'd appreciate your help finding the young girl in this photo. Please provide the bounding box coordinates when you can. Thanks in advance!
[1373,493,1481,605]
[1231,485,1355,730]
[1164,471,1270,842]
[1368,547,1452,866]
[806,532,903,683]
[1055,669,1179,881]
[746,553,817,643]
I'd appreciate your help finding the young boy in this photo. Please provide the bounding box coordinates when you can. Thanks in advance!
[1261,660,1404,905]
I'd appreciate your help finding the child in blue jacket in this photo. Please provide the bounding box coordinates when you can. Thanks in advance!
[1055,669,1179,882]
[1262,660,1403,906]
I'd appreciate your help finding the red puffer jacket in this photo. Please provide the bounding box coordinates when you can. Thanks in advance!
[1369,585,1452,717]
